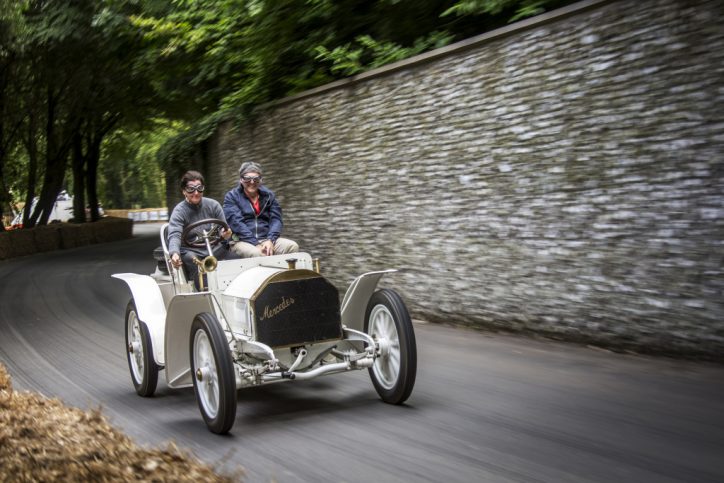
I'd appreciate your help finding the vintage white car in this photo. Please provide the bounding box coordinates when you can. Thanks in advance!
[113,219,417,434]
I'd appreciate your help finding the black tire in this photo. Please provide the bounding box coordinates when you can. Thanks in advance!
[364,289,417,404]
[125,299,159,397]
[190,312,237,434]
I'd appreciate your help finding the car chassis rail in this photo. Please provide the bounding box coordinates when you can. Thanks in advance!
[231,327,377,386]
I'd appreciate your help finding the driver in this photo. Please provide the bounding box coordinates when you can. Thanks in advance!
[168,170,232,288]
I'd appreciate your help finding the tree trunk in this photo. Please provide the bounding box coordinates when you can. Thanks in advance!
[72,131,86,223]
[29,87,74,227]
[33,158,67,226]
[86,114,117,222]
[86,136,101,222]
[0,55,12,229]
[22,112,39,229]
[0,134,7,230]
[0,102,6,229]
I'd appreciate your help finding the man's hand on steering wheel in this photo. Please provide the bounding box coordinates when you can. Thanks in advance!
[206,224,232,241]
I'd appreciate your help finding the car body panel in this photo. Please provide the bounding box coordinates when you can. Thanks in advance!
[224,266,285,299]
[164,293,217,388]
[340,270,397,331]
[112,273,167,365]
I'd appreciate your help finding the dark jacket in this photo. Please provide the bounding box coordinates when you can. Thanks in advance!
[223,185,283,245]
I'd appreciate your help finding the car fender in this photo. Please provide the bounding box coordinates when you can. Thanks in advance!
[164,293,217,389]
[340,269,397,332]
[112,273,167,366]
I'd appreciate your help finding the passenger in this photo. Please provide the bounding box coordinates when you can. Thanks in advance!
[168,170,232,288]
[223,162,298,258]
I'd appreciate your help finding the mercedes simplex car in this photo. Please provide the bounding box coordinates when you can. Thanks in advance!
[112,219,416,434]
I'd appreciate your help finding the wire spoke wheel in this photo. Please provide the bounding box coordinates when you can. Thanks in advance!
[193,330,220,418]
[369,305,401,389]
[128,312,144,380]
[124,299,158,397]
[190,312,237,434]
[365,289,417,405]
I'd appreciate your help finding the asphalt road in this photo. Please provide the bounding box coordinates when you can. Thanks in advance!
[1,223,723,483]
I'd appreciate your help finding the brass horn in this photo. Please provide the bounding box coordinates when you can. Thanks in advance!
[201,255,218,273]
[193,255,218,291]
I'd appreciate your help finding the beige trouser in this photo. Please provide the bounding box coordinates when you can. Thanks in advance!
[230,237,299,258]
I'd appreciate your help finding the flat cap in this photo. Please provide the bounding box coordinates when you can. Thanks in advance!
[239,162,263,176]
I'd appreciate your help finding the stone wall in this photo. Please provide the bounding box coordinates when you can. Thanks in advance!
[204,0,724,359]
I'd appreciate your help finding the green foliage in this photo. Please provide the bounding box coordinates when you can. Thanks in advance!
[100,121,183,209]
[125,0,259,118]
[155,110,228,173]
[441,0,548,21]
[134,0,572,115]
[315,32,454,76]
[4,144,30,205]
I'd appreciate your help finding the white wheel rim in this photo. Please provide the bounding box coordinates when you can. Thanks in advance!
[127,311,144,383]
[369,304,401,390]
[194,329,220,419]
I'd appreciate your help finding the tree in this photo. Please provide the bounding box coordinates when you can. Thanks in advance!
[0,0,27,228]
[99,122,180,210]
[5,0,160,226]
[13,0,95,227]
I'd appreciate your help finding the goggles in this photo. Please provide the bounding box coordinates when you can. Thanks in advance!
[184,184,205,193]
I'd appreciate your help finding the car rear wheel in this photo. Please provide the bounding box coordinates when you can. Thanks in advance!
[190,312,237,434]
[364,289,417,404]
[125,299,159,397]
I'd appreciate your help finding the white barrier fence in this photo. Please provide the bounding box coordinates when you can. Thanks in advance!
[104,208,168,222]
[128,209,168,222]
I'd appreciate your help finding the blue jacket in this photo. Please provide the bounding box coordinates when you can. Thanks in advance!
[223,185,284,245]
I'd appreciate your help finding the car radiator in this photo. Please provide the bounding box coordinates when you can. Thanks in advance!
[251,271,342,348]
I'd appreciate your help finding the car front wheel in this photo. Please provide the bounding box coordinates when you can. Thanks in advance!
[125,299,159,397]
[190,312,237,434]
[364,289,417,405]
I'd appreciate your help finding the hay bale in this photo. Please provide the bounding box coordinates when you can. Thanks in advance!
[59,223,92,249]
[1,228,37,258]
[33,225,62,252]
[93,217,133,243]
[0,217,134,259]
[0,231,12,260]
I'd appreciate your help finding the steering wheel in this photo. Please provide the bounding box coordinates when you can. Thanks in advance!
[181,218,230,248]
